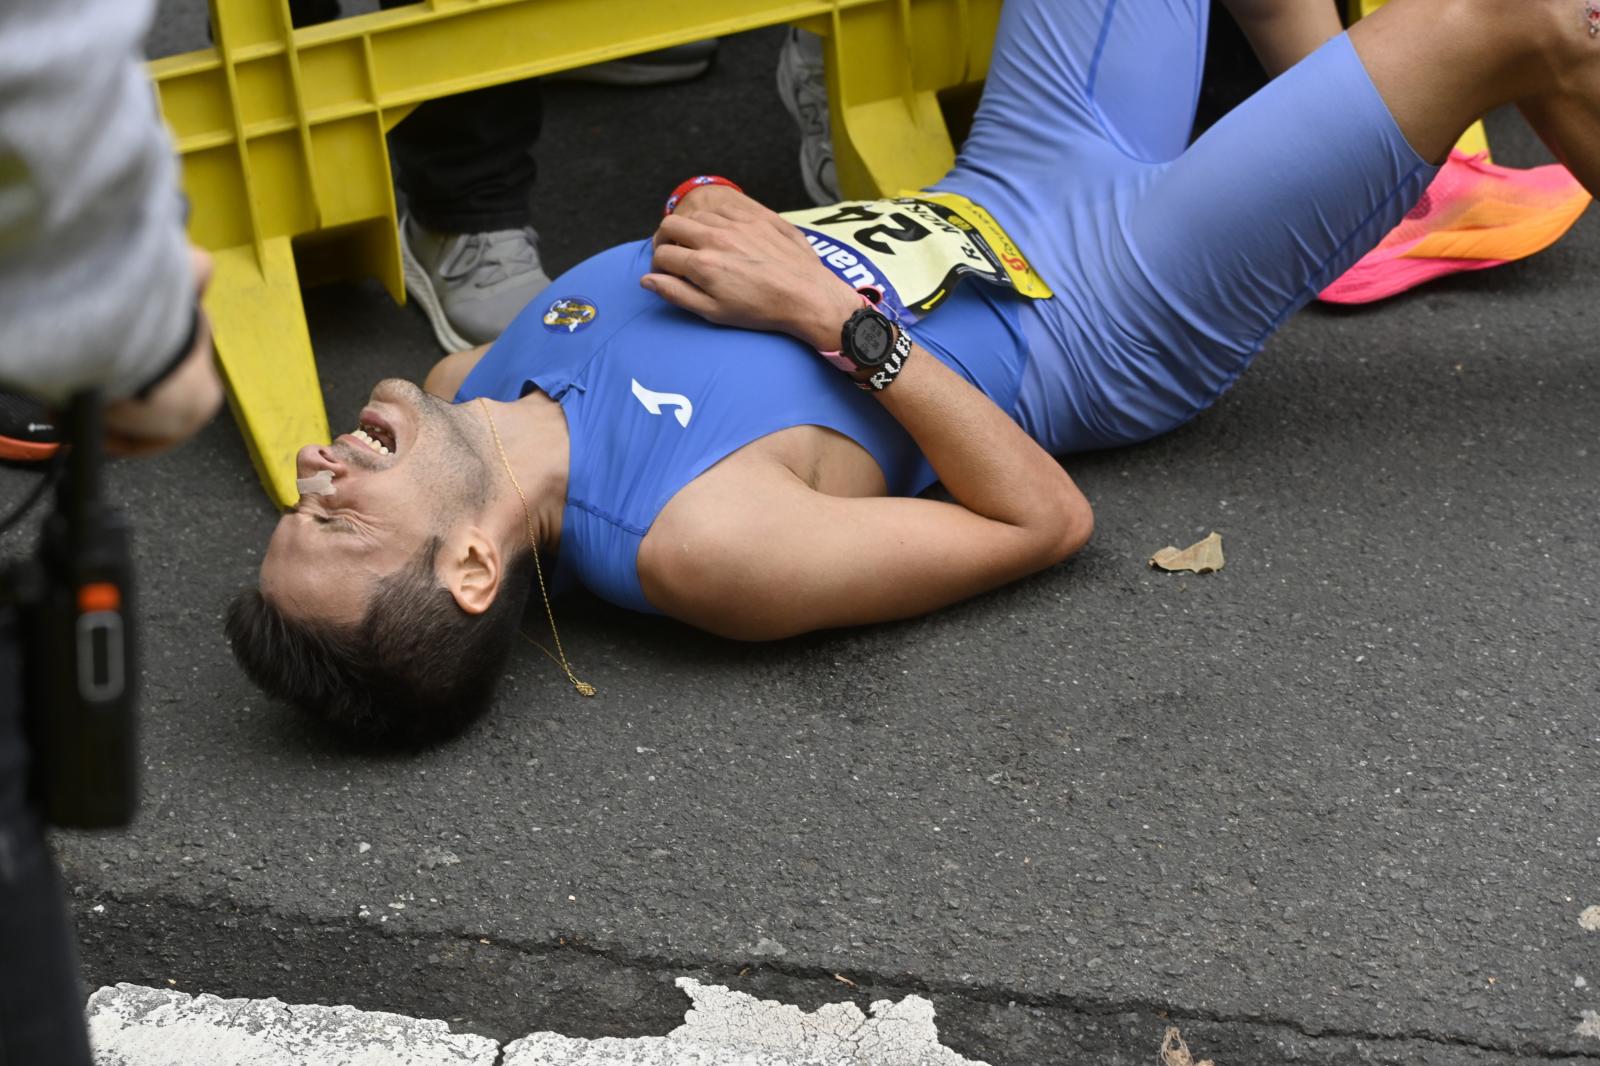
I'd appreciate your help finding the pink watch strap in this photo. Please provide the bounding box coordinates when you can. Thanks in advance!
[816,348,859,374]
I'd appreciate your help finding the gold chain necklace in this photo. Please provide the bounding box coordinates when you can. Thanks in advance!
[478,398,595,697]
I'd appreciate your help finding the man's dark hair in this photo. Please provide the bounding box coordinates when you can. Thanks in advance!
[225,537,536,744]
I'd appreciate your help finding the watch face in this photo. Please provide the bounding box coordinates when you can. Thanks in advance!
[845,310,894,368]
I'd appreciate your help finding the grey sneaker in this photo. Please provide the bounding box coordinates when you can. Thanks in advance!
[547,40,718,86]
[776,28,839,205]
[400,214,552,352]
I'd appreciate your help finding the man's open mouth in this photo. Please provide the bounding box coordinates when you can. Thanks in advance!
[348,423,392,455]
[347,408,398,456]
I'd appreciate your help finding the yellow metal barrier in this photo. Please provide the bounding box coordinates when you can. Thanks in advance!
[1348,0,1490,157]
[161,2,1444,504]
[148,0,1001,506]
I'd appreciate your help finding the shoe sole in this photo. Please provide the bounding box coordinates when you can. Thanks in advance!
[400,222,474,354]
[0,436,60,462]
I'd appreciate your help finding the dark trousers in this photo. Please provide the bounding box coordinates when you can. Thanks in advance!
[0,608,93,1066]
[290,0,543,232]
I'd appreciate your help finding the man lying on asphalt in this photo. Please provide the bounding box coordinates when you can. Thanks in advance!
[228,0,1600,740]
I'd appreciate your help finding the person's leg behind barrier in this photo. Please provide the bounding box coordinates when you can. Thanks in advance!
[387,80,544,236]
[295,0,544,225]
[376,0,549,351]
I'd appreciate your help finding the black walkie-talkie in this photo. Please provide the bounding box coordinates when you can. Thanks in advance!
[23,390,138,828]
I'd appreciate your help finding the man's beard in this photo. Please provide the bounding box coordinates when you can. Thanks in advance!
[416,388,496,521]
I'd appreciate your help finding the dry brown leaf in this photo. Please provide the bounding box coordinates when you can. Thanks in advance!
[1159,1026,1216,1066]
[1150,531,1224,574]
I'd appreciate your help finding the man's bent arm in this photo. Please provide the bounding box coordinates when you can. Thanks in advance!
[648,203,1090,556]
[795,311,1090,556]
[640,190,1092,638]
[642,448,1090,639]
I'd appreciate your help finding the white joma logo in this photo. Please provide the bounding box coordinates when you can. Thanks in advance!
[631,379,693,428]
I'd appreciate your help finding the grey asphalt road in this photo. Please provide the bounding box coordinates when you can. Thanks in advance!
[5,7,1599,1066]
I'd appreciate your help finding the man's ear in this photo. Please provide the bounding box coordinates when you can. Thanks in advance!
[440,528,501,615]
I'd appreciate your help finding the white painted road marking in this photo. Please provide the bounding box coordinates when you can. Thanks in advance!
[87,984,496,1064]
[504,977,985,1065]
[88,977,987,1065]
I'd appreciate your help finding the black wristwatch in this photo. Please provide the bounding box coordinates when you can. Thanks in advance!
[816,289,913,390]
[840,306,897,370]
[840,306,912,391]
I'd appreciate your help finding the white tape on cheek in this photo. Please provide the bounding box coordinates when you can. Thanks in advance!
[296,470,334,497]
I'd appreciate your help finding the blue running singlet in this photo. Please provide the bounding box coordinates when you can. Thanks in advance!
[459,4,1436,616]
[456,238,1031,614]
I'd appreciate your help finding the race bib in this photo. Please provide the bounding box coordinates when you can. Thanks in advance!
[780,192,1052,323]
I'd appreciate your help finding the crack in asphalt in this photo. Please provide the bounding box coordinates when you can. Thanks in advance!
[530,932,1600,1063]
[78,889,1600,1063]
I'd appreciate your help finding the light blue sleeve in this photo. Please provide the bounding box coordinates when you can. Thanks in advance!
[0,0,193,403]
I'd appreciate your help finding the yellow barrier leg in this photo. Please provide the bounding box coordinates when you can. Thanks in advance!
[150,0,1007,504]
[833,92,954,198]
[209,238,330,509]
[824,3,965,197]
[1454,122,1491,158]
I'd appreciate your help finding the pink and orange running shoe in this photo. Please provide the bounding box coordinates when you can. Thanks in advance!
[1320,149,1592,305]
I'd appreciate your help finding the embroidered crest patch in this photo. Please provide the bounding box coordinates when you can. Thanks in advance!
[542,295,598,334]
